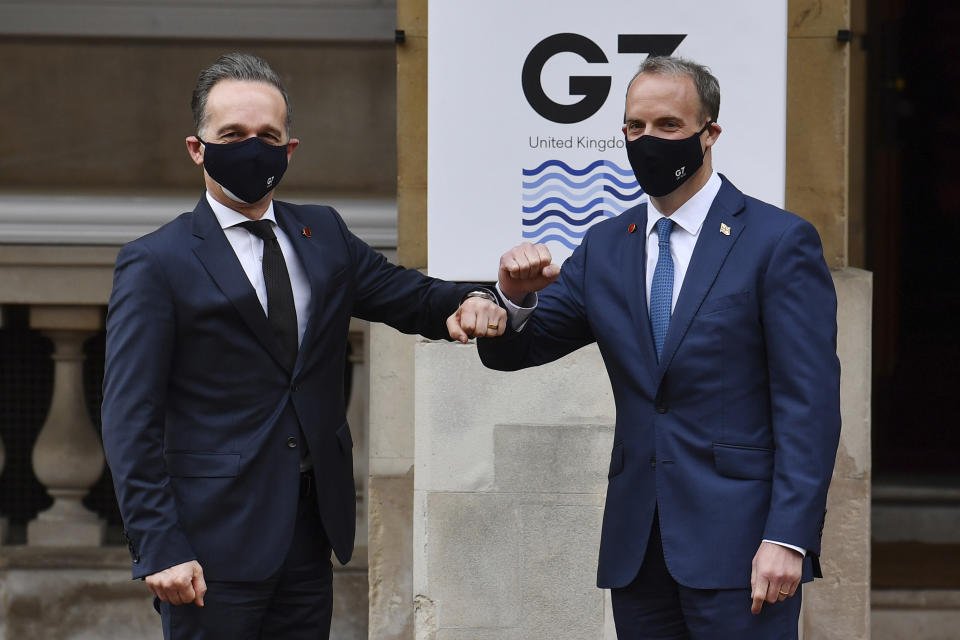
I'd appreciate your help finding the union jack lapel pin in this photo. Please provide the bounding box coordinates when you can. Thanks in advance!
[720,222,731,236]
[301,226,312,238]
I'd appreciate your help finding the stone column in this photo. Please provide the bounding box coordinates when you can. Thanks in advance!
[368,323,417,639]
[802,268,873,639]
[27,305,105,546]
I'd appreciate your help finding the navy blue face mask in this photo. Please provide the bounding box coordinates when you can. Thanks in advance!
[198,136,288,204]
[625,121,713,197]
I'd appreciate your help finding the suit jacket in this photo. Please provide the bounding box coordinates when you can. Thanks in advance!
[479,176,841,590]
[102,196,473,580]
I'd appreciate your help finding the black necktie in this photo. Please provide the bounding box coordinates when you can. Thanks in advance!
[240,220,298,370]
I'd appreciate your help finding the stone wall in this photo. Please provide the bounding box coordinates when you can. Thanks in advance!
[0,40,396,195]
[413,343,616,640]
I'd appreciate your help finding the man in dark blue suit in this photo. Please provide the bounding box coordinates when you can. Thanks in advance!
[479,56,841,638]
[101,52,504,640]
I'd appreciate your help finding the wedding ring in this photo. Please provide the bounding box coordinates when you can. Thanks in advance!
[778,590,789,596]
[487,323,499,330]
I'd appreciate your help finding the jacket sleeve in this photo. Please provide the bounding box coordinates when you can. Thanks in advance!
[758,219,842,560]
[478,231,595,371]
[102,241,196,579]
[329,208,474,339]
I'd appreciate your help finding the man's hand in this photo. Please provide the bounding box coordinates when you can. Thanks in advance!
[447,297,507,343]
[750,542,802,614]
[146,560,206,607]
[498,242,560,305]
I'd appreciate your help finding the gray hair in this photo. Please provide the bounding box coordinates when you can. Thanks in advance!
[191,52,292,137]
[627,56,720,123]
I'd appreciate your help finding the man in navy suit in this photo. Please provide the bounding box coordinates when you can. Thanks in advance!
[478,56,841,638]
[101,52,503,640]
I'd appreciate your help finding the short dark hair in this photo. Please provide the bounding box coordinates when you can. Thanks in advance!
[627,56,721,123]
[191,52,292,136]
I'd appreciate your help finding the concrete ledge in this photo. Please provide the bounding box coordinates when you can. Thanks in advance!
[873,483,960,544]
[872,589,960,640]
[0,2,396,41]
[873,589,960,609]
[0,546,131,570]
[0,544,368,571]
[0,193,397,248]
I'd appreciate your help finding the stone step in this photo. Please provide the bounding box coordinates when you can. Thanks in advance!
[872,589,960,640]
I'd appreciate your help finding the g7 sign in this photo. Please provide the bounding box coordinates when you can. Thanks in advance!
[521,33,687,124]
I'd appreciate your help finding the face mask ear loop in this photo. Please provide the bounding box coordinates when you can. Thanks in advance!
[698,120,716,158]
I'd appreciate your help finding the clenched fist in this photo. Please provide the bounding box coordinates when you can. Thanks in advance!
[498,242,560,305]
[146,560,206,607]
[447,296,507,343]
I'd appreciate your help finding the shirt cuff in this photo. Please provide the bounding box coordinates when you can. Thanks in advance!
[495,282,537,332]
[762,539,807,557]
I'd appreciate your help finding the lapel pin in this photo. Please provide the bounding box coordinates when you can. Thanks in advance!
[628,223,637,234]
[720,222,731,236]
[301,226,312,238]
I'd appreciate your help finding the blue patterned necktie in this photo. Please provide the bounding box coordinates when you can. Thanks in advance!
[650,218,675,361]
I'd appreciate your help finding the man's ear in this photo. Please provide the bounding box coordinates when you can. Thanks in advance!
[185,136,204,166]
[703,122,722,149]
[286,138,300,162]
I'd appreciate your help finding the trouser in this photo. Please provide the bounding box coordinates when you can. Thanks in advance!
[159,471,334,640]
[611,513,801,640]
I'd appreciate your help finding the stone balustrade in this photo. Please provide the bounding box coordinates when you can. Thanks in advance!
[26,306,107,546]
[0,245,117,547]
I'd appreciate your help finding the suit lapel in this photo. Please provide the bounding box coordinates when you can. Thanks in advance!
[190,197,291,372]
[656,179,746,380]
[623,203,660,388]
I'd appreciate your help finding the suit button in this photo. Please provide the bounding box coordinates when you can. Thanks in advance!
[291,383,300,392]
[650,456,657,468]
[656,405,667,414]
[287,437,298,448]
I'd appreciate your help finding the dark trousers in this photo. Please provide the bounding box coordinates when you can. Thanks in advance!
[159,473,334,640]
[611,514,801,640]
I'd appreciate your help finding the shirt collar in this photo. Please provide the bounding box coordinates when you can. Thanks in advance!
[645,170,722,238]
[205,191,278,230]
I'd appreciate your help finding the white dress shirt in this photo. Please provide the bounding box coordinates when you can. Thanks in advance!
[498,172,805,558]
[644,171,722,313]
[206,191,312,347]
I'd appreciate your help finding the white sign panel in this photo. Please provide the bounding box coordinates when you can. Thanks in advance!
[428,0,787,280]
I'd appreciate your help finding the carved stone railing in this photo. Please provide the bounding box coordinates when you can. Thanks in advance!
[26,306,107,545]
[0,246,116,546]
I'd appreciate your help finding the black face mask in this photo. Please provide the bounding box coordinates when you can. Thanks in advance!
[625,121,713,197]
[198,136,288,204]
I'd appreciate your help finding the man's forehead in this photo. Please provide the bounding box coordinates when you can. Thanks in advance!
[204,79,287,127]
[625,73,699,115]
[207,80,284,109]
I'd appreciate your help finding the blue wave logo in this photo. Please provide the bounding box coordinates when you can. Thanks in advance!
[522,160,643,250]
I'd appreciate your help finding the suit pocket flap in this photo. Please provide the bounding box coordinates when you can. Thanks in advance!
[336,422,353,453]
[165,452,240,478]
[713,443,773,480]
[700,290,751,315]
